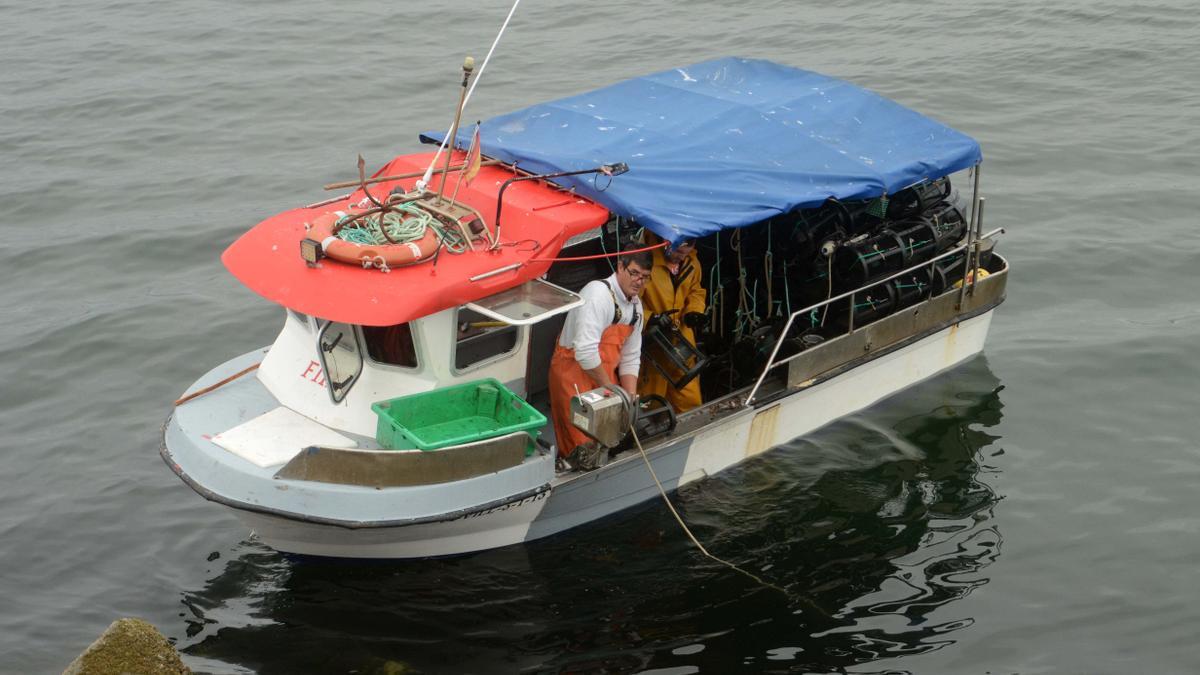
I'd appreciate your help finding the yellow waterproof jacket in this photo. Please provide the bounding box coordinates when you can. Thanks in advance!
[638,244,705,411]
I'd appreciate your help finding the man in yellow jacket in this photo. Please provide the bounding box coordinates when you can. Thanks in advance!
[638,233,706,412]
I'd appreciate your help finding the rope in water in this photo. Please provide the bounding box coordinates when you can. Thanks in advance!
[628,424,790,599]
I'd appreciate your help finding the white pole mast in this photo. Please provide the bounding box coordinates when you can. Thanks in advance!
[415,0,524,193]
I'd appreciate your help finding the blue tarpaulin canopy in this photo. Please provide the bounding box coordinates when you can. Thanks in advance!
[424,57,981,244]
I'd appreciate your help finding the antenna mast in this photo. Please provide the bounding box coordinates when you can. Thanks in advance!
[416,0,524,193]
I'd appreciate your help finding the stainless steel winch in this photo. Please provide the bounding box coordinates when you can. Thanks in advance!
[569,385,634,449]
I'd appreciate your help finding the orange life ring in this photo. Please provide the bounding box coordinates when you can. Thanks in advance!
[307,209,440,268]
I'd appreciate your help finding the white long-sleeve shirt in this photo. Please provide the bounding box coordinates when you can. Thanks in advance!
[558,274,643,377]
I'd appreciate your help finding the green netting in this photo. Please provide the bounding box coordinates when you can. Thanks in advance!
[866,195,889,218]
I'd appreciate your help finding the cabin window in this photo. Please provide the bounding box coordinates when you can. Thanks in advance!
[317,321,363,404]
[454,307,519,371]
[362,323,418,368]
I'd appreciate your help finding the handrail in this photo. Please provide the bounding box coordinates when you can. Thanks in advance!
[492,163,628,250]
[744,227,1006,404]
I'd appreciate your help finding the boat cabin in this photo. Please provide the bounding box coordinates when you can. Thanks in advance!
[256,274,588,439]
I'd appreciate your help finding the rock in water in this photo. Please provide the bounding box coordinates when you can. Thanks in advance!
[63,618,190,674]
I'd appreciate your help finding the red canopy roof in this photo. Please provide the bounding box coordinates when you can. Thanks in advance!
[222,152,609,326]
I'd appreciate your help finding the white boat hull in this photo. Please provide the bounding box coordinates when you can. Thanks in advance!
[236,489,551,559]
[211,309,993,559]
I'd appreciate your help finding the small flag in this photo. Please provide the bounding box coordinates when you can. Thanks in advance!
[462,122,482,185]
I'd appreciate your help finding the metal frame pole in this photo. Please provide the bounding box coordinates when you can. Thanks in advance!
[958,163,982,309]
[437,58,475,204]
[970,197,986,296]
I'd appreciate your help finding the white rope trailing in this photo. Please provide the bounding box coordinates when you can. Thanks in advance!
[416,0,524,193]
[628,425,791,600]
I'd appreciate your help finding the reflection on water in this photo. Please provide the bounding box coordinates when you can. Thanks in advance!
[178,359,1005,674]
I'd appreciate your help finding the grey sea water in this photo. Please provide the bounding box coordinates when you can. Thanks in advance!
[2,0,1198,672]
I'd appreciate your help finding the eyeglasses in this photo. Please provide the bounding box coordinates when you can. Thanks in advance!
[625,268,651,282]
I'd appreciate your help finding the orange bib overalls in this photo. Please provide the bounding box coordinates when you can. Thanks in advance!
[548,287,638,458]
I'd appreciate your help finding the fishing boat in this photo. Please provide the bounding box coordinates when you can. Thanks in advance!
[161,57,1007,558]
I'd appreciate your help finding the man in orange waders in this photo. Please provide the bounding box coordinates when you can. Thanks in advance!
[637,235,705,412]
[549,250,652,470]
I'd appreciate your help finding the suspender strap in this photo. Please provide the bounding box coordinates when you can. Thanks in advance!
[671,260,693,292]
[604,281,639,326]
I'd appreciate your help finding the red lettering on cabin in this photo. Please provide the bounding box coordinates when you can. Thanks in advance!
[301,360,325,386]
[301,360,319,379]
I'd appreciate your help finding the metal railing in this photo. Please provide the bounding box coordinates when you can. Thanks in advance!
[744,226,1006,404]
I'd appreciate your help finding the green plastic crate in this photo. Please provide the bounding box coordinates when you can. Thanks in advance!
[371,379,546,455]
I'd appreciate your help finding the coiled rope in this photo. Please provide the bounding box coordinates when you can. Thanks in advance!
[335,203,470,255]
[336,203,431,245]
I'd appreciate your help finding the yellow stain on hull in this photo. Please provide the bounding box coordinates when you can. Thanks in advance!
[745,405,780,458]
[943,322,960,365]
